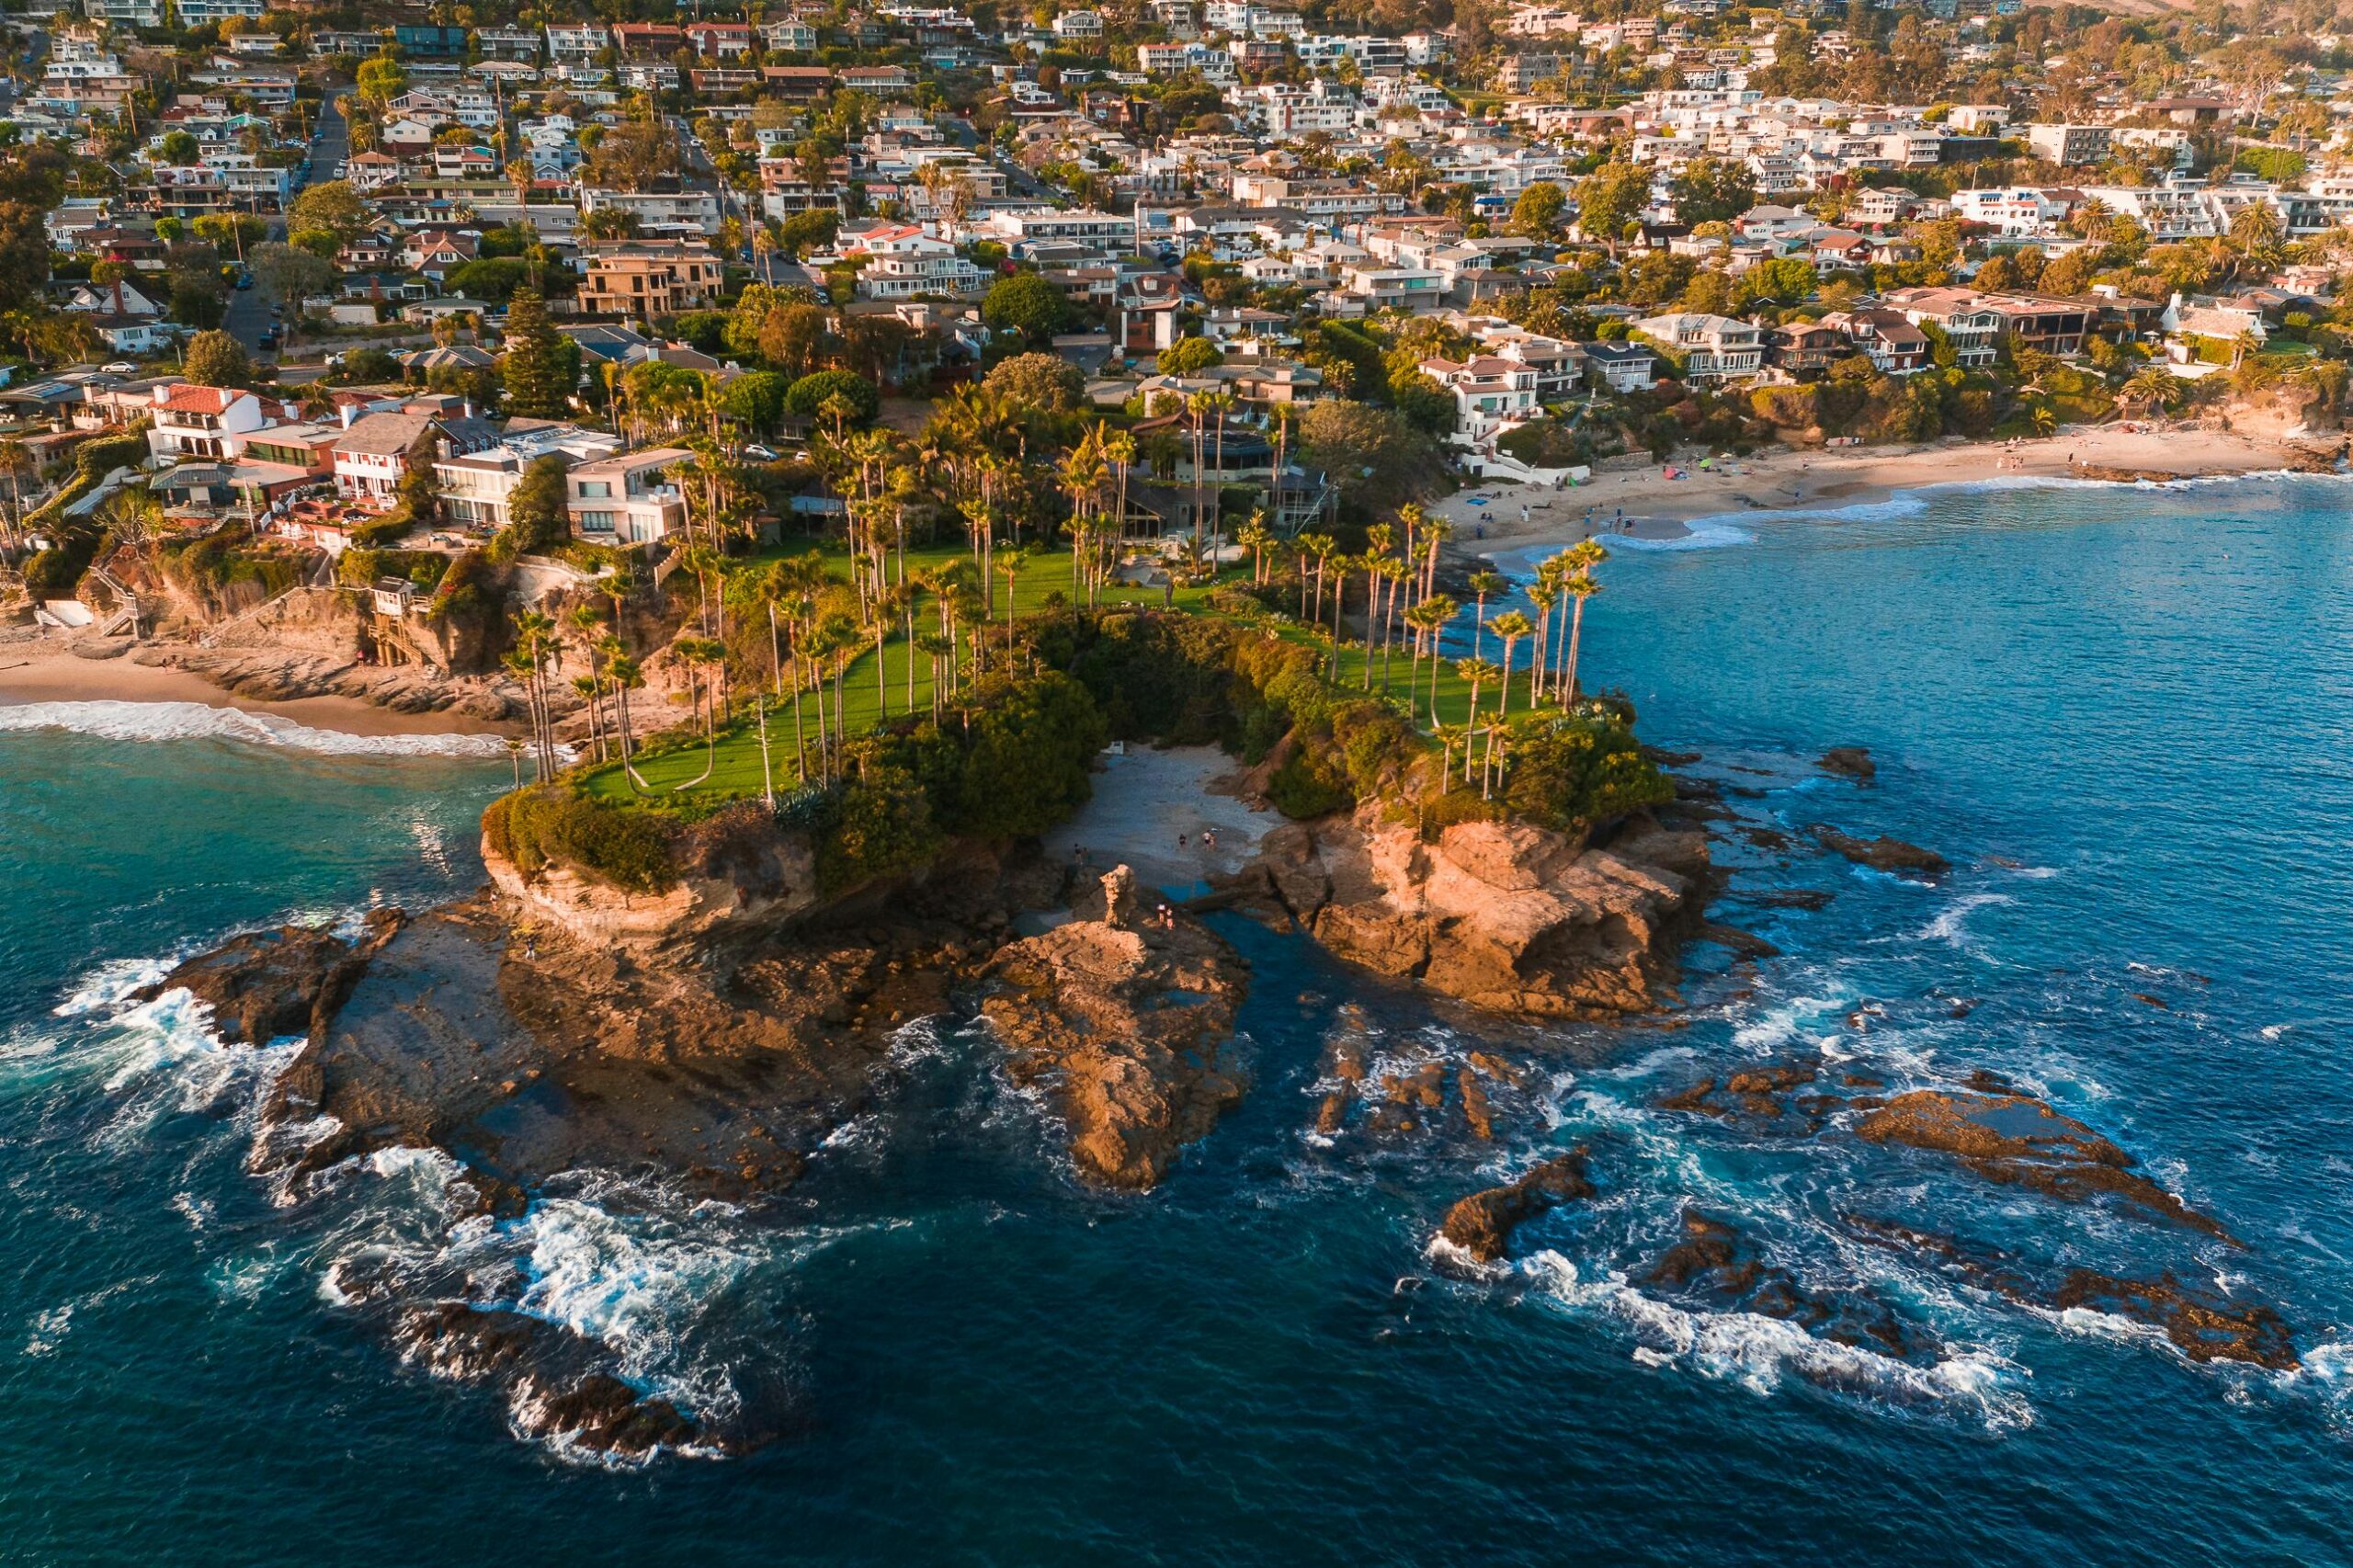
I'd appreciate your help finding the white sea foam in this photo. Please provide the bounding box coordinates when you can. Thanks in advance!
[1915,892,2018,946]
[1611,515,1755,551]
[0,699,512,758]
[1521,1249,2033,1428]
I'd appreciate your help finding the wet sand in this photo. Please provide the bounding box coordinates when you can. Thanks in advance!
[1438,426,2317,552]
[0,645,519,739]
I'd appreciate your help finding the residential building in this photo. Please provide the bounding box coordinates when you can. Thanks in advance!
[1417,354,1541,438]
[143,383,276,463]
[566,447,692,545]
[1886,286,2005,367]
[1581,339,1659,392]
[329,408,498,505]
[2025,123,2112,166]
[1634,312,1765,383]
[578,241,725,318]
[433,425,622,533]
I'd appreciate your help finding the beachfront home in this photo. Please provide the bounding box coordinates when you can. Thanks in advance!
[565,447,691,546]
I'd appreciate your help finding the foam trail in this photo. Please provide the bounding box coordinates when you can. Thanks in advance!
[0,699,511,758]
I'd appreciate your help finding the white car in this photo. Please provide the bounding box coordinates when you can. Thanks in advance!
[102,360,137,374]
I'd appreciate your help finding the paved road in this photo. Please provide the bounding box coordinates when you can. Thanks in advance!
[231,88,349,361]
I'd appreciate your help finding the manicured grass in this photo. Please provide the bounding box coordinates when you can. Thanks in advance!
[574,540,1559,805]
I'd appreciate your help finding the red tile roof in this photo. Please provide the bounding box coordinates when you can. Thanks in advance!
[160,384,237,414]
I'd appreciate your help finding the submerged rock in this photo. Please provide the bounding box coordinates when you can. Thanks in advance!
[1439,1146,1596,1264]
[1853,1090,2234,1242]
[1654,1063,1836,1129]
[394,1302,710,1459]
[1648,1210,1934,1361]
[1817,747,1877,782]
[983,865,1252,1189]
[1807,825,1949,878]
[1847,1216,2296,1369]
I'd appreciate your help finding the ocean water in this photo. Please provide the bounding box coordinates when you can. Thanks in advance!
[5,476,2353,1563]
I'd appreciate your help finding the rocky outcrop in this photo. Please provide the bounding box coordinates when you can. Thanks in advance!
[1854,1089,2233,1242]
[481,834,820,956]
[1438,1147,1595,1264]
[1817,747,1875,781]
[1807,824,1949,878]
[136,912,401,1044]
[132,644,533,722]
[1648,1210,1935,1361]
[982,865,1252,1189]
[1232,808,1705,1018]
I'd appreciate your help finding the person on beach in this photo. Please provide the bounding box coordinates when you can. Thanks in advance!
[1203,828,1216,851]
[1177,833,1188,851]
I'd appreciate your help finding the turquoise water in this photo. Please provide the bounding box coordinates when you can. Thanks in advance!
[4,477,2352,1562]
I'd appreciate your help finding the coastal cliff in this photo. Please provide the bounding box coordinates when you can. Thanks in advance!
[1222,807,1710,1017]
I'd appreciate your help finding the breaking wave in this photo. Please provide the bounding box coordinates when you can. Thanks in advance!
[0,699,512,758]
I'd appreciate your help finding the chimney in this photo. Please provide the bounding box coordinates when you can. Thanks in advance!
[340,403,357,429]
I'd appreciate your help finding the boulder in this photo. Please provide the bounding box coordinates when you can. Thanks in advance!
[1854,1089,2233,1241]
[1817,747,1876,781]
[1808,824,1949,878]
[135,910,403,1045]
[1438,1147,1596,1263]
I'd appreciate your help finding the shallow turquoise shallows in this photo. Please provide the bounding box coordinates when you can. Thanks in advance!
[3,476,2351,1564]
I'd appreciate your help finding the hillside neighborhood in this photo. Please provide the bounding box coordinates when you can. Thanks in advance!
[0,0,2347,676]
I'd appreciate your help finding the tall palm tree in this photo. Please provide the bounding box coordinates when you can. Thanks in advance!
[1467,570,1507,659]
[1452,656,1497,768]
[1407,594,1459,727]
[1559,571,1602,707]
[1488,610,1534,713]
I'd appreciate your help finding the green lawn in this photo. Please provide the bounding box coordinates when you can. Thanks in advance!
[574,541,1549,805]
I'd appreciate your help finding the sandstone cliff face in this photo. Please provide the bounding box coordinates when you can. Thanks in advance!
[480,834,820,956]
[983,866,1252,1189]
[1235,808,1705,1018]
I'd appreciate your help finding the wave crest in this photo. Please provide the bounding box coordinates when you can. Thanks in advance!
[0,699,511,758]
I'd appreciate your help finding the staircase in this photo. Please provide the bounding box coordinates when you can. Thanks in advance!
[84,564,143,639]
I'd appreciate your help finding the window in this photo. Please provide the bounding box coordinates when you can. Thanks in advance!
[577,480,610,498]
[578,510,615,531]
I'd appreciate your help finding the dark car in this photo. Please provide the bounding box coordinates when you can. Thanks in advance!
[235,273,255,290]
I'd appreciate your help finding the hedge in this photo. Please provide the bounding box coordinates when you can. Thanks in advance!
[482,787,678,893]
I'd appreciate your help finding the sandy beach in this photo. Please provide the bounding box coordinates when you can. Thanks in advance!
[0,644,521,739]
[1437,425,2324,552]
[1040,743,1276,898]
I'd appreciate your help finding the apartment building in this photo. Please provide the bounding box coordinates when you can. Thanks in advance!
[578,242,724,319]
[567,447,692,546]
[578,187,723,237]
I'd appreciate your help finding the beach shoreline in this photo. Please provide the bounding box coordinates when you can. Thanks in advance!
[0,645,522,741]
[1438,425,2332,552]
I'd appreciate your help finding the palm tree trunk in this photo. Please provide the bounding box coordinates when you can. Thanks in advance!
[1565,598,1587,706]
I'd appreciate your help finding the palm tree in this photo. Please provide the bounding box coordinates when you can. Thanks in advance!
[1526,577,1558,702]
[1556,540,1608,705]
[1237,511,1273,585]
[1489,610,1534,712]
[1466,570,1507,659]
[1452,656,1497,756]
[2121,365,2182,417]
[995,547,1029,655]
[0,438,36,552]
[1297,530,1337,623]
[1407,594,1459,726]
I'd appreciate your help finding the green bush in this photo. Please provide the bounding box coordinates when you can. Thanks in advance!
[483,787,678,893]
[1499,714,1674,837]
[812,764,941,896]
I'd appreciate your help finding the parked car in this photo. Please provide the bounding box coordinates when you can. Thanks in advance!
[741,443,779,461]
[234,273,255,290]
[101,360,137,375]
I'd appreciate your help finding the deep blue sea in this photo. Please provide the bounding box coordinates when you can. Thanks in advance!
[5,476,2352,1564]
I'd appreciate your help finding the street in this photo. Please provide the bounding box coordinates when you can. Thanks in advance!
[227,87,349,360]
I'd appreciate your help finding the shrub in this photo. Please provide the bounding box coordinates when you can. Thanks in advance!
[812,765,940,895]
[483,788,677,893]
[1500,715,1673,838]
